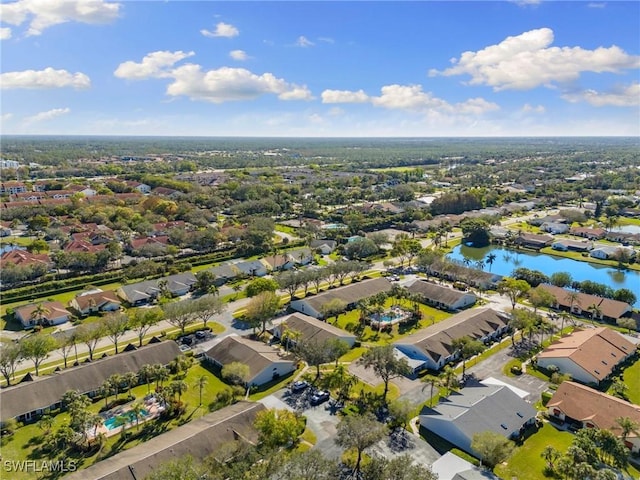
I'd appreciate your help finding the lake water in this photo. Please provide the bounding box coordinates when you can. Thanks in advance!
[447,244,640,302]
[611,225,640,234]
[0,245,25,255]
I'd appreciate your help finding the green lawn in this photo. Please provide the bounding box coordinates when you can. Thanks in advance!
[0,362,231,480]
[332,298,451,346]
[617,357,640,405]
[495,422,574,480]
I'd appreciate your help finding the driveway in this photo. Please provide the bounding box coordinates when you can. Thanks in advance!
[348,363,419,395]
[465,338,549,403]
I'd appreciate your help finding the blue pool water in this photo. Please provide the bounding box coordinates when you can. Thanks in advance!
[103,408,148,430]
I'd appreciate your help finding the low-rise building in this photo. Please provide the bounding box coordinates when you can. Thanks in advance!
[420,381,537,458]
[70,290,122,316]
[535,327,636,385]
[289,277,392,319]
[117,272,196,306]
[14,301,70,329]
[272,312,357,348]
[0,342,181,423]
[406,279,477,311]
[538,284,633,323]
[547,381,640,453]
[393,308,510,372]
[204,335,295,386]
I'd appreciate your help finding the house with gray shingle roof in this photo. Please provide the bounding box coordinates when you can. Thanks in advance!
[204,335,295,386]
[393,308,510,372]
[272,312,356,348]
[289,277,392,319]
[420,381,536,458]
[64,401,265,480]
[0,342,181,423]
[116,272,196,306]
[406,279,476,311]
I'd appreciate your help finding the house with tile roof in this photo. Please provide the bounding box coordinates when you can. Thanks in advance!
[547,381,640,453]
[70,290,122,316]
[204,335,295,386]
[420,381,537,458]
[0,249,51,268]
[538,284,633,323]
[535,327,636,385]
[14,301,70,329]
[393,308,510,373]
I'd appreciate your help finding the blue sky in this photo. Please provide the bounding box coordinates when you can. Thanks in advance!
[1,0,639,136]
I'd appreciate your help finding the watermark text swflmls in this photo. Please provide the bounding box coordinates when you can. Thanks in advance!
[3,460,78,473]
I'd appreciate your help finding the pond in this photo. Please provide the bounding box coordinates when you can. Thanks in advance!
[447,244,640,303]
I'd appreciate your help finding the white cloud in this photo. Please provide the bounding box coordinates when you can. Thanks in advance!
[562,83,640,107]
[1,113,13,122]
[229,50,249,61]
[322,89,369,103]
[201,21,239,38]
[296,36,314,47]
[588,2,606,8]
[429,28,640,91]
[1,67,90,89]
[322,84,499,116]
[508,0,542,6]
[0,0,120,36]
[0,27,12,40]
[318,37,334,44]
[25,107,70,123]
[166,65,313,103]
[114,50,195,80]
[522,103,546,113]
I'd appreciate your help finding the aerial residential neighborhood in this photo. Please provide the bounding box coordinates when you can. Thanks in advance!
[1,1,640,480]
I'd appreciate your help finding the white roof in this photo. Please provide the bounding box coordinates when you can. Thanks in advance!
[480,377,530,399]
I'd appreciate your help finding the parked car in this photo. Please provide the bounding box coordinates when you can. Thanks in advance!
[180,335,194,345]
[195,330,207,339]
[291,380,309,393]
[310,390,330,405]
[178,344,191,352]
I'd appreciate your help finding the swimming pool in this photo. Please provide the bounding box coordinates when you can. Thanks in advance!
[370,308,412,326]
[103,408,149,430]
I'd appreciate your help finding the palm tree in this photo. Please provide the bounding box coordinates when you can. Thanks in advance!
[441,365,457,395]
[152,364,169,390]
[100,380,112,409]
[109,374,123,400]
[138,364,154,393]
[422,374,442,407]
[30,303,51,328]
[130,402,145,431]
[615,416,639,443]
[170,380,188,402]
[37,415,54,435]
[587,303,602,325]
[558,311,571,336]
[564,291,580,316]
[195,375,208,406]
[485,252,497,272]
[122,371,138,398]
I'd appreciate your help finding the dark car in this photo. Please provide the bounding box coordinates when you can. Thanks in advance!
[291,380,309,393]
[195,330,207,340]
[310,390,330,405]
[181,335,194,345]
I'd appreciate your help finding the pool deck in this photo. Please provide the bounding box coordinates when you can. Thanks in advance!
[88,396,165,438]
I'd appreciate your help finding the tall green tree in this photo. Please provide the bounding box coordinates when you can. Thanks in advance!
[471,430,514,468]
[335,413,387,476]
[20,333,57,376]
[245,291,280,335]
[359,345,411,404]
